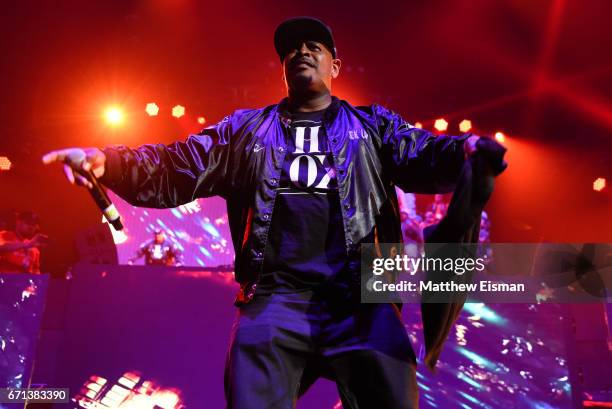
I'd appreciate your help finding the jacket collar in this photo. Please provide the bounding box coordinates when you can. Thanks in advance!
[275,95,342,125]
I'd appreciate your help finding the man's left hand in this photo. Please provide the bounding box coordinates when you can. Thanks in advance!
[465,135,508,176]
[463,135,480,159]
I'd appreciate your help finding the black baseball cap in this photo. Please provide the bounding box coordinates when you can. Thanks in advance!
[274,16,337,62]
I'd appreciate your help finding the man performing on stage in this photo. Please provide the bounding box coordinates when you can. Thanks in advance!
[43,17,505,409]
[129,229,181,266]
[0,211,47,274]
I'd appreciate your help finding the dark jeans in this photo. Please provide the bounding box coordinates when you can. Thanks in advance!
[224,289,418,409]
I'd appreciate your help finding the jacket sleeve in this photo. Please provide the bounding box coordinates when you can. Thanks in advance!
[100,114,234,208]
[373,104,469,194]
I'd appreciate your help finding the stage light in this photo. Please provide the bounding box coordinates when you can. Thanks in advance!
[197,116,206,125]
[413,122,423,129]
[459,119,472,133]
[145,103,159,116]
[494,131,506,143]
[104,107,124,126]
[102,215,128,244]
[434,118,448,132]
[172,105,185,118]
[0,156,11,171]
[593,177,606,192]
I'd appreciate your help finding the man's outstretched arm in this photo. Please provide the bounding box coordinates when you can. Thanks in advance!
[43,114,235,208]
[374,104,480,194]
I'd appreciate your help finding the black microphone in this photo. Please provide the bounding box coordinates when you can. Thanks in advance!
[75,168,124,231]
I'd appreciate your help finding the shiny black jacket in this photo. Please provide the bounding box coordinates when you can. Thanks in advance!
[101,96,470,304]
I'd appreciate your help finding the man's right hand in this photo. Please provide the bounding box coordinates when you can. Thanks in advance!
[42,147,106,189]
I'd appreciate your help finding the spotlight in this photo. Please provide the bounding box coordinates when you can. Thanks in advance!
[413,122,423,129]
[494,132,505,143]
[459,119,472,133]
[434,118,448,132]
[593,177,606,192]
[0,156,11,171]
[102,216,128,243]
[104,106,124,126]
[145,103,159,116]
[172,105,185,118]
[197,116,206,125]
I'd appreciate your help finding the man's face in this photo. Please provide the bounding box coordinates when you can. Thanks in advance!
[282,40,341,94]
[154,233,165,244]
[16,220,39,239]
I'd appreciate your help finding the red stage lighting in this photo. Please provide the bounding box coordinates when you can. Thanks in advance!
[494,131,506,143]
[103,106,124,126]
[593,177,606,192]
[0,156,11,171]
[172,105,185,118]
[459,119,472,133]
[197,116,206,125]
[145,103,159,116]
[434,118,448,132]
[413,122,423,129]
